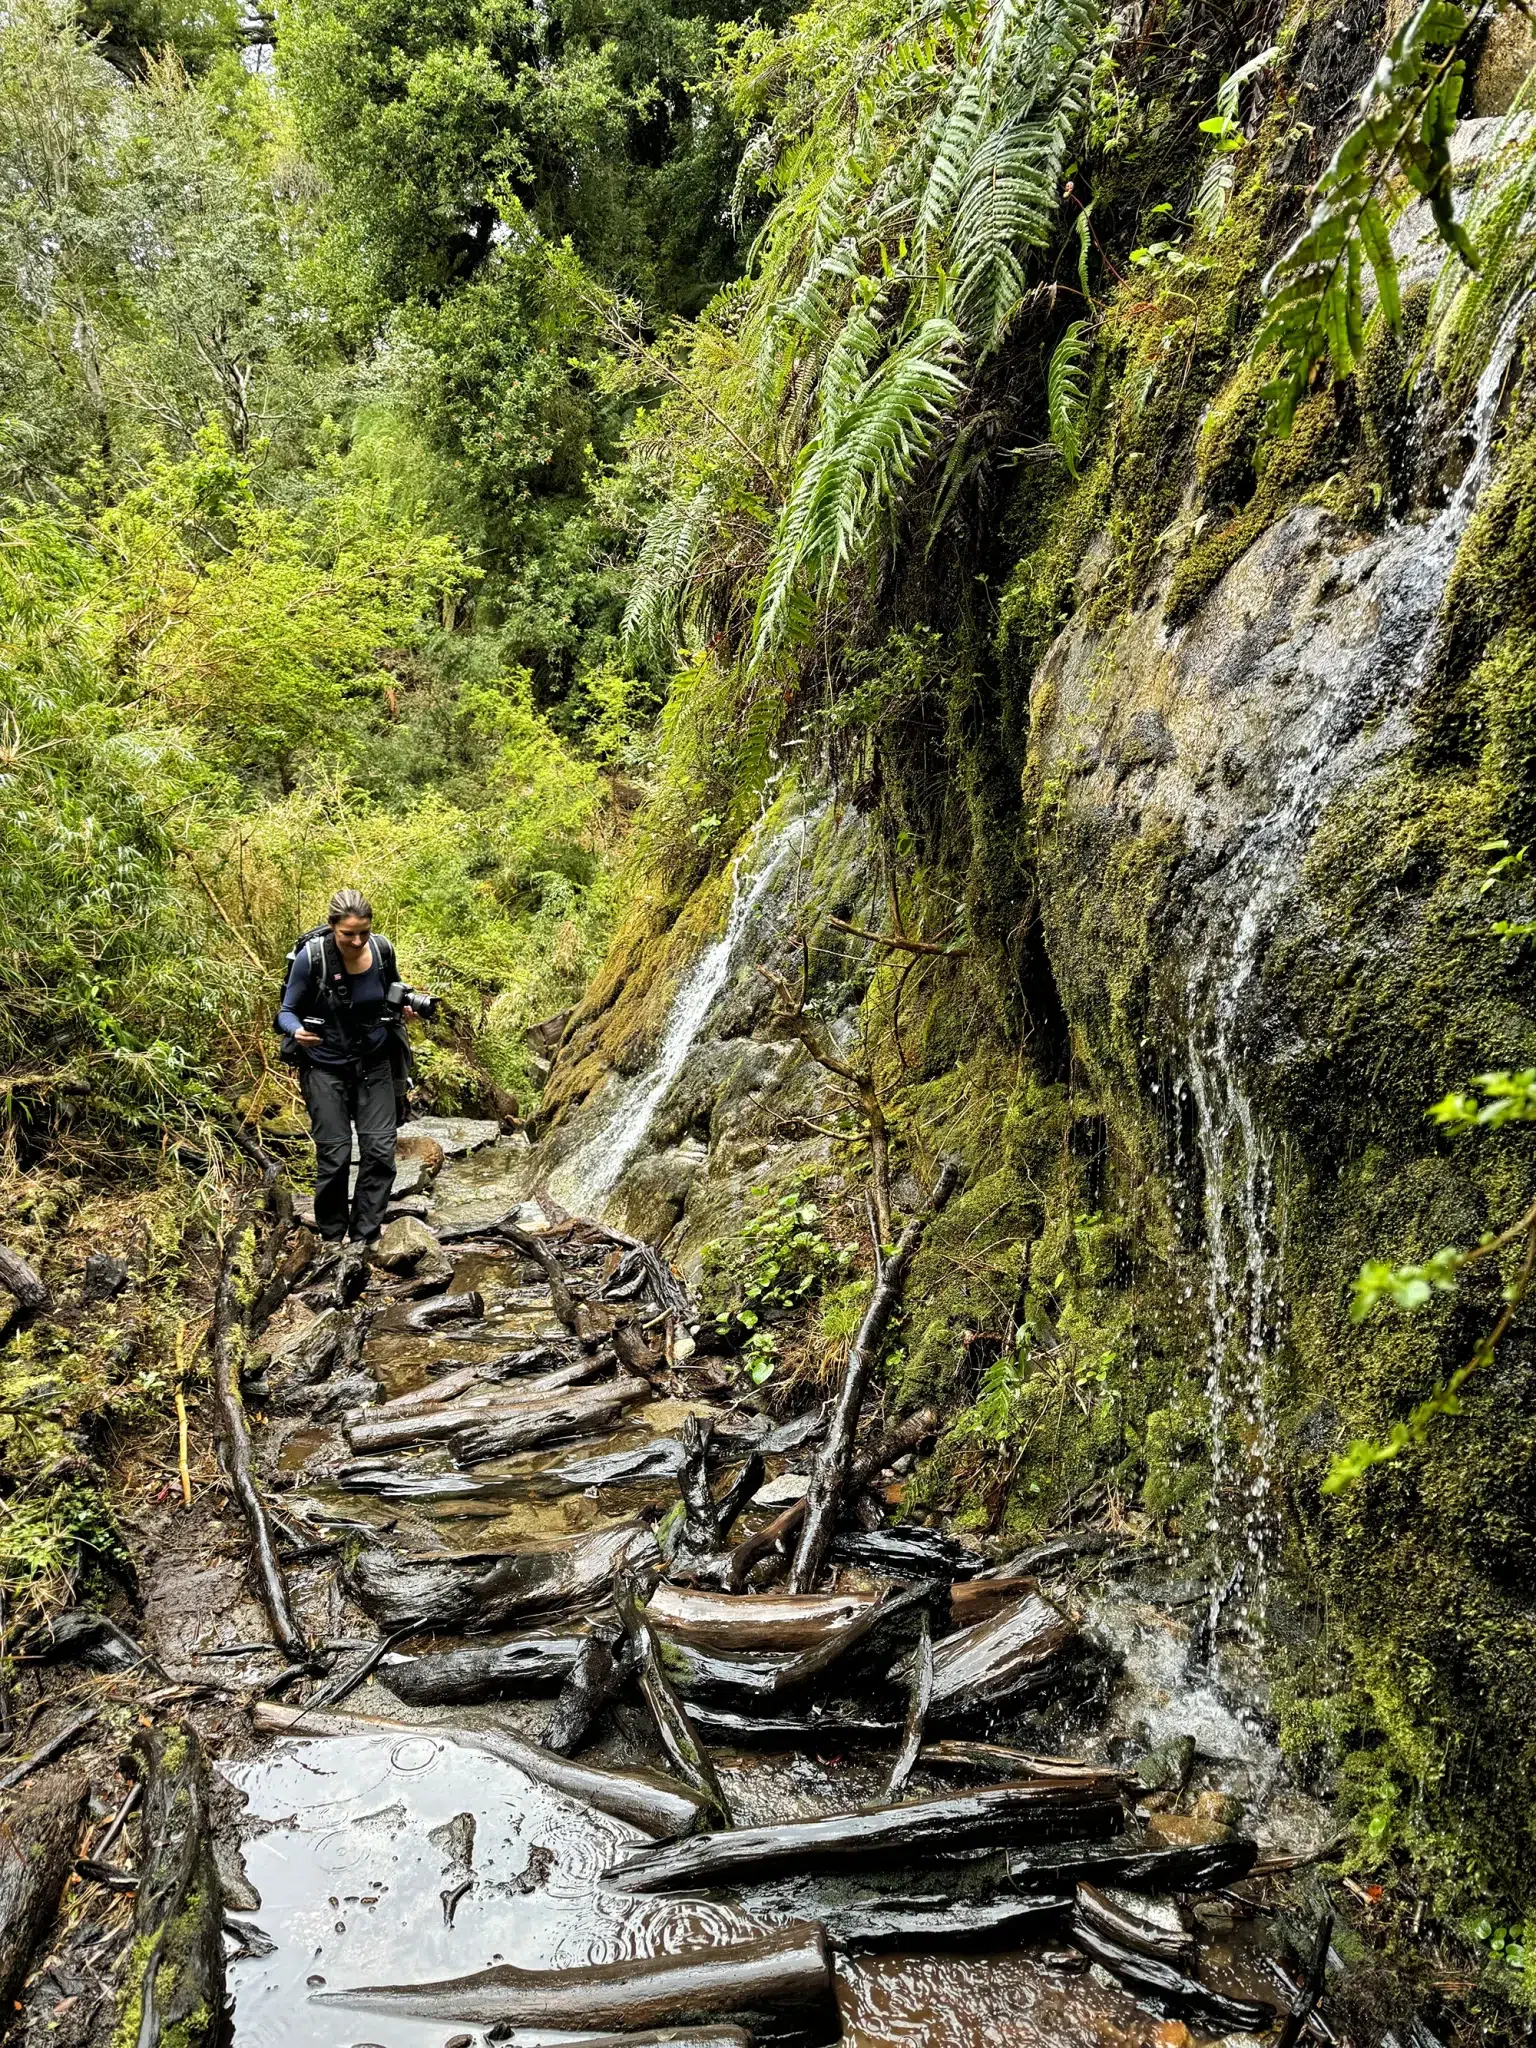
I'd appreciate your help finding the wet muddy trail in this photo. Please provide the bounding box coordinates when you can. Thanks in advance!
[3,1131,1344,2048]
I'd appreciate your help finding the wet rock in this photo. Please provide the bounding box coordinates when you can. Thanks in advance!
[1144,1811,1236,1849]
[396,1130,447,1182]
[752,1472,810,1506]
[83,1251,130,1301]
[269,1305,346,1380]
[371,1217,441,1272]
[398,1116,500,1157]
[1135,1732,1196,1795]
[391,1157,429,1197]
[1191,1788,1246,1827]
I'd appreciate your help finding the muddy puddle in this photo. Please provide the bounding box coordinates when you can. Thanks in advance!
[222,1731,1271,2048]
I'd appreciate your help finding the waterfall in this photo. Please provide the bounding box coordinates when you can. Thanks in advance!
[1181,304,1527,1624]
[549,809,819,1215]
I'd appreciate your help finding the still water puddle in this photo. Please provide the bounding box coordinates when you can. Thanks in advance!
[224,1735,1240,2048]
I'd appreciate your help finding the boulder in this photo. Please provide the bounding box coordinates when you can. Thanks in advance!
[371,1217,441,1272]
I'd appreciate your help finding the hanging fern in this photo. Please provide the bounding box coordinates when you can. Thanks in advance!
[624,0,1101,669]
[1253,0,1489,434]
[752,316,967,658]
[1192,44,1278,236]
[1046,319,1091,475]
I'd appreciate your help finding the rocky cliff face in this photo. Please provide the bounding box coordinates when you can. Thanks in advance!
[534,78,1536,1961]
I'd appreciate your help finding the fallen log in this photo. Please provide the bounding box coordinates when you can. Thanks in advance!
[606,1780,1123,1893]
[618,1577,733,1828]
[644,1584,880,1655]
[377,1633,584,1704]
[345,1354,609,1454]
[1069,1916,1278,2033]
[558,1439,688,1487]
[333,1462,519,1500]
[654,1580,937,1707]
[678,1415,721,1553]
[828,1527,981,1578]
[212,1207,308,1662]
[886,1608,932,1798]
[1276,1909,1334,2048]
[311,1922,838,2044]
[949,1569,1041,1626]
[38,1608,150,1673]
[790,1162,960,1592]
[110,1722,224,2048]
[0,1709,100,1792]
[349,1519,660,1632]
[921,1590,1078,1720]
[545,1625,628,1755]
[401,1289,485,1332]
[713,1452,765,1538]
[490,2033,753,2048]
[686,1705,902,1747]
[0,1243,51,1315]
[728,1408,937,1590]
[792,1888,1070,1955]
[920,1740,1120,1785]
[1005,1836,1260,1894]
[0,1767,87,2013]
[1076,1881,1198,1966]
[453,1375,649,1464]
[252,1702,709,1839]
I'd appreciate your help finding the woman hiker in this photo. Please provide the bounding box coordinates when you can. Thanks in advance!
[277,887,424,1248]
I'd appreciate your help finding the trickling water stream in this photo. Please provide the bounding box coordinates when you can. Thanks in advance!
[549,807,824,1218]
[1178,304,1528,1627]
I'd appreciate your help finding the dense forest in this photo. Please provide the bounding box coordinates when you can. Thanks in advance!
[6,0,1536,2025]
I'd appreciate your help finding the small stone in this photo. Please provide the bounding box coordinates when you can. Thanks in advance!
[1153,2024,1194,2048]
[752,1472,811,1507]
[83,1252,130,1302]
[395,1130,447,1180]
[397,1116,500,1157]
[445,2036,473,2048]
[1144,1811,1236,1849]
[1192,1787,1245,1827]
[1135,1733,1197,1794]
[370,1216,441,1272]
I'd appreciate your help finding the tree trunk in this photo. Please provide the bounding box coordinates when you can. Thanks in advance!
[0,1767,87,2013]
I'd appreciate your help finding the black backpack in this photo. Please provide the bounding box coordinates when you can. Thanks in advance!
[274,927,398,1061]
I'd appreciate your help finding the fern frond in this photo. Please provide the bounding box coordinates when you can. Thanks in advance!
[1253,0,1484,434]
[1193,45,1278,236]
[730,128,780,230]
[622,483,717,655]
[1046,320,1091,475]
[752,317,965,660]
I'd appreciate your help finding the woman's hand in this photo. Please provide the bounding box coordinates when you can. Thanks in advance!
[295,1028,324,1046]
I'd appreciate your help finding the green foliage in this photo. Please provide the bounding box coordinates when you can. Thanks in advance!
[278,0,759,311]
[1045,320,1091,475]
[623,0,1098,668]
[700,1176,851,1382]
[1327,1070,1536,1492]
[1253,0,1485,435]
[1191,45,1277,236]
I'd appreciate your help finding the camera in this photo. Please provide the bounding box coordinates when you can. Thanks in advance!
[386,981,435,1021]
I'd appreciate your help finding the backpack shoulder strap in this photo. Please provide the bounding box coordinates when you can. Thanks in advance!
[374,934,396,981]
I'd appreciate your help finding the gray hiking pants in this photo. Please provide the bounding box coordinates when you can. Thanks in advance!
[300,1057,397,1243]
